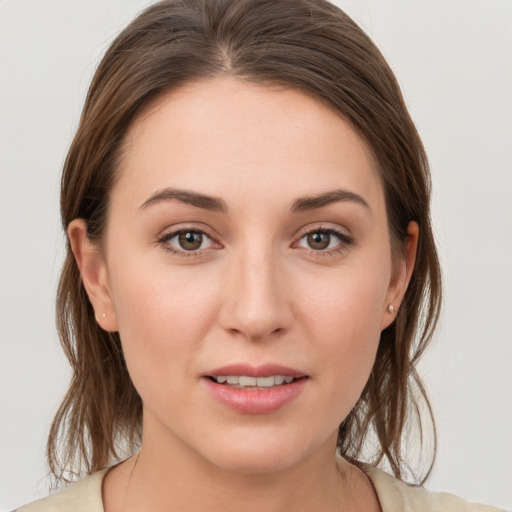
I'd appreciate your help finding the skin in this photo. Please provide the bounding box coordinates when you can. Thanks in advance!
[69,77,418,512]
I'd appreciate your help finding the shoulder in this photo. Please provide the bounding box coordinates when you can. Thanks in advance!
[13,469,108,512]
[363,464,509,512]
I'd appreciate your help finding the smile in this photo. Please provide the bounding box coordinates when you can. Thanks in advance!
[210,375,296,388]
[203,364,309,414]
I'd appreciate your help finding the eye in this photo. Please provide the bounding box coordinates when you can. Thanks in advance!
[161,229,213,252]
[296,228,351,251]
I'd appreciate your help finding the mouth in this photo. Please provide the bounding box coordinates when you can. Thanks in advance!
[203,364,309,414]
[207,375,306,389]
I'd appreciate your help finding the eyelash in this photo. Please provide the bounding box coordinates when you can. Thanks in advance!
[157,226,354,258]
[296,226,354,258]
[158,228,217,258]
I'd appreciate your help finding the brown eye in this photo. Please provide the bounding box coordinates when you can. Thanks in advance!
[178,231,204,251]
[296,228,351,252]
[306,232,331,250]
[161,229,213,253]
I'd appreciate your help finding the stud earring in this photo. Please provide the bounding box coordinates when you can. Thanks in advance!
[102,313,106,318]
[387,304,395,314]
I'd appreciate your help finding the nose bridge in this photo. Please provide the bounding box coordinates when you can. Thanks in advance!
[221,241,292,340]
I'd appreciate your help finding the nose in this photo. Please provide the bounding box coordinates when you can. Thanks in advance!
[219,248,293,342]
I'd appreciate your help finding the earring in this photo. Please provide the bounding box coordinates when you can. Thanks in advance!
[387,304,395,314]
[102,313,106,318]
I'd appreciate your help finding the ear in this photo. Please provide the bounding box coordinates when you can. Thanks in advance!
[67,219,118,332]
[380,221,419,330]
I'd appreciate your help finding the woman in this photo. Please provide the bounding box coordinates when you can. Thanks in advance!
[12,0,507,511]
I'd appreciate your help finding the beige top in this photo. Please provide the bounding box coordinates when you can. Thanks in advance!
[15,459,508,512]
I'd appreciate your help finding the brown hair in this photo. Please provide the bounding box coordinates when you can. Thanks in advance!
[49,0,442,486]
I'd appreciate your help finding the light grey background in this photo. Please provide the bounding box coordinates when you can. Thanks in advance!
[1,1,511,510]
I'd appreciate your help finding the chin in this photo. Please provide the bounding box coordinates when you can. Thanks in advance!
[196,427,332,476]
[209,449,304,475]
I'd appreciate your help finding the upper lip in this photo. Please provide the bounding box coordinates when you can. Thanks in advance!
[205,363,307,379]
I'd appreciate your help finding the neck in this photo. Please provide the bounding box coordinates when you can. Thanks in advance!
[102,417,380,512]
[133,448,346,512]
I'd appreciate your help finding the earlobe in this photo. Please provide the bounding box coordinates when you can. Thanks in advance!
[67,219,118,332]
[380,221,419,330]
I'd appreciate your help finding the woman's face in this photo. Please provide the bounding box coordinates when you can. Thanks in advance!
[73,77,415,474]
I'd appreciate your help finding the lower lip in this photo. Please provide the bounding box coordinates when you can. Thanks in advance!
[203,377,308,414]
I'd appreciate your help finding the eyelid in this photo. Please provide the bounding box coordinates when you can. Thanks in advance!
[296,224,353,243]
[157,224,222,257]
[156,222,353,258]
[292,224,354,255]
[165,230,213,249]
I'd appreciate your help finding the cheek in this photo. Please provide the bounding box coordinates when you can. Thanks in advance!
[303,261,388,342]
[106,254,220,386]
[299,263,389,405]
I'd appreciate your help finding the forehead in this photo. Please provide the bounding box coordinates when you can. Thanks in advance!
[114,77,385,215]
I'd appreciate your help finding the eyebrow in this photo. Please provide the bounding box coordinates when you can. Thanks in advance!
[139,187,369,214]
[291,189,370,213]
[139,188,228,213]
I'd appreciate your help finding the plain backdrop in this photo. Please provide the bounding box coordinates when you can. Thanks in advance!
[1,1,511,510]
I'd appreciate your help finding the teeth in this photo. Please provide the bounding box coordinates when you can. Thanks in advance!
[274,375,285,385]
[256,376,274,387]
[213,375,297,388]
[239,376,257,386]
